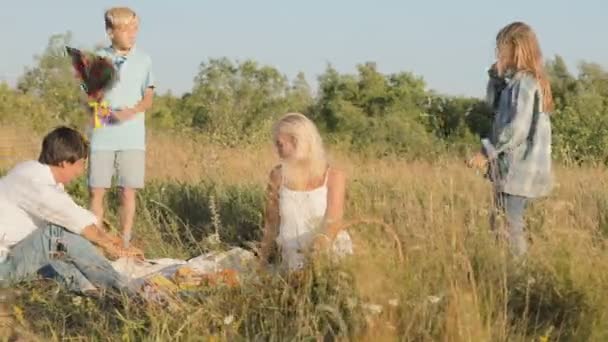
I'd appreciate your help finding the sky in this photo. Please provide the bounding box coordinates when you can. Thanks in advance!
[0,0,606,98]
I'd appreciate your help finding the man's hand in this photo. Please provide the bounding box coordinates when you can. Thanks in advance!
[466,151,488,170]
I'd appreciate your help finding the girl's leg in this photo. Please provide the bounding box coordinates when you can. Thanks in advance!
[502,194,529,256]
[492,192,529,256]
[490,191,504,236]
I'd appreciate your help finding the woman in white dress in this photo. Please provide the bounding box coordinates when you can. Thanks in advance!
[259,113,353,271]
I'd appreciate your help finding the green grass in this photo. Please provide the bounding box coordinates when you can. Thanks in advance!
[3,142,608,341]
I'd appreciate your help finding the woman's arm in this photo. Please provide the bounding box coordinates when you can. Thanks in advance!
[321,168,346,241]
[259,166,282,264]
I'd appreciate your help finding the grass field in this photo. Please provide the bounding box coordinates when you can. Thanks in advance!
[2,127,608,341]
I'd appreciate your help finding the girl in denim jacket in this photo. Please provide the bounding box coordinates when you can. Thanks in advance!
[469,22,554,256]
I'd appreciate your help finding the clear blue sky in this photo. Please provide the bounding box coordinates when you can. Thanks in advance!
[1,0,606,98]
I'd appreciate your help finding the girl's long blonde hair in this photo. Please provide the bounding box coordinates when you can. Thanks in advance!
[496,22,554,112]
[272,113,328,188]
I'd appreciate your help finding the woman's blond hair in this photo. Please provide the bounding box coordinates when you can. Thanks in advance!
[496,22,554,112]
[272,113,328,187]
[104,7,138,31]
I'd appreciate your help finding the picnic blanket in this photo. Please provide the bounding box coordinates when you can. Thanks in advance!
[112,247,256,290]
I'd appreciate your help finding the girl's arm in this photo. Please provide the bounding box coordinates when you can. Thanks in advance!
[486,63,508,112]
[259,166,282,264]
[484,74,538,159]
[321,168,346,241]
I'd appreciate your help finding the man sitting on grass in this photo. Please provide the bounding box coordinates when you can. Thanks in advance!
[0,126,142,295]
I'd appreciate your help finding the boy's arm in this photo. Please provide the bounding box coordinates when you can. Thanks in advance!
[81,224,143,259]
[15,181,98,235]
[112,87,155,121]
[113,59,155,122]
[15,181,142,259]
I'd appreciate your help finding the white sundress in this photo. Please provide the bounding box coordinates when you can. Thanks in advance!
[276,172,353,271]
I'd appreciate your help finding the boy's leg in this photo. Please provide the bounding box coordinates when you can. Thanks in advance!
[54,227,131,291]
[89,150,116,226]
[116,150,145,247]
[5,226,58,282]
[4,226,97,292]
[7,225,131,293]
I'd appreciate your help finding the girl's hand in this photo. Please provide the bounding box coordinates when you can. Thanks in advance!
[311,234,332,253]
[466,152,488,170]
[488,62,499,78]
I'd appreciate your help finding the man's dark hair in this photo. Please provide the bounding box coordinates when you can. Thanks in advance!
[38,126,89,166]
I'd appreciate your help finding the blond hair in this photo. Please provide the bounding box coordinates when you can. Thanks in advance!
[104,7,138,31]
[495,22,554,112]
[272,113,328,187]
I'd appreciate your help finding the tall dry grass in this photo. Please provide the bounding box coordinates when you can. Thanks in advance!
[2,127,608,341]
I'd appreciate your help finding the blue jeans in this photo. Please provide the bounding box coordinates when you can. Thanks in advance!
[0,225,131,294]
[492,192,529,256]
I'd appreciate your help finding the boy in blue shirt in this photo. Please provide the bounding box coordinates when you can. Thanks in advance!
[89,7,155,247]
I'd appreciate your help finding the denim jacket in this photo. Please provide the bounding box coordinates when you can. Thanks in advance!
[483,71,553,198]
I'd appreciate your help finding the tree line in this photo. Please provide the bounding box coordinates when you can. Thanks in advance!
[2,33,608,164]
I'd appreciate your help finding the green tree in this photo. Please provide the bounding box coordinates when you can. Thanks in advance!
[314,62,441,157]
[182,58,292,145]
[146,91,182,130]
[550,60,608,163]
[286,72,314,114]
[546,55,578,109]
[17,32,87,127]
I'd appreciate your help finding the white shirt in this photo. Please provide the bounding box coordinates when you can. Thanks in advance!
[0,161,97,246]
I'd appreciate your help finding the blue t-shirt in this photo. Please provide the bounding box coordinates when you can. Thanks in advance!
[89,46,154,151]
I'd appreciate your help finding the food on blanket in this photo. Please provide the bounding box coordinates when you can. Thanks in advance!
[148,274,179,292]
[175,266,196,277]
[172,266,201,287]
[201,269,239,287]
[172,266,239,288]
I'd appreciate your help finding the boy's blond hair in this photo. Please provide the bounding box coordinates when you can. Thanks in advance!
[104,7,138,31]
